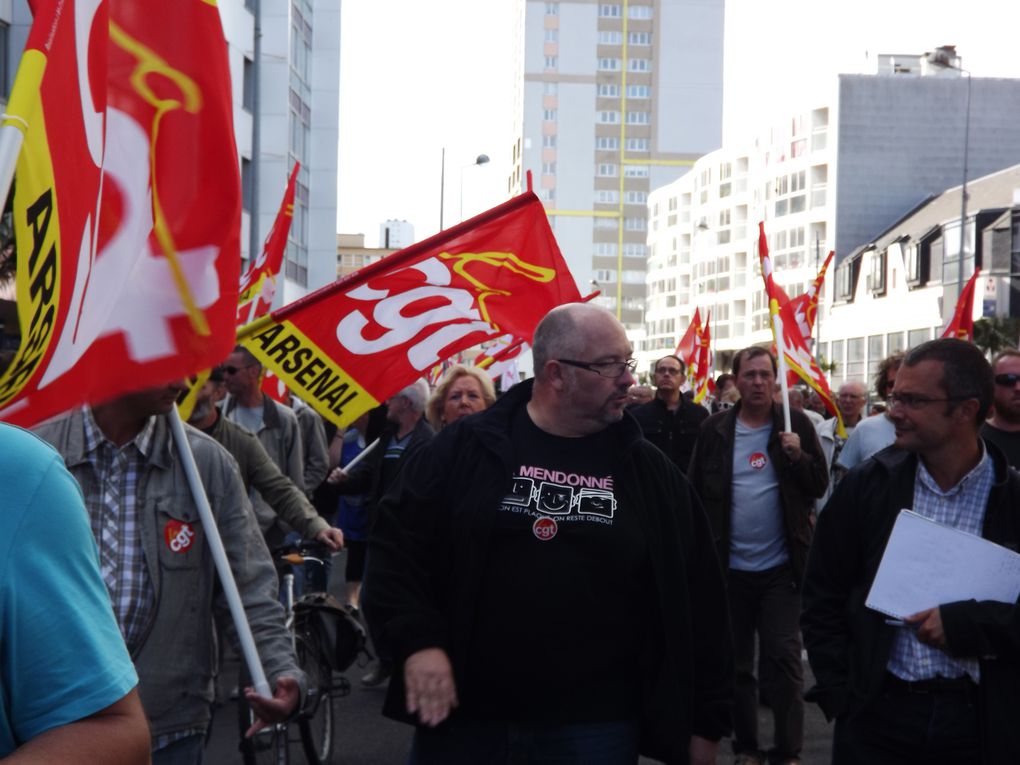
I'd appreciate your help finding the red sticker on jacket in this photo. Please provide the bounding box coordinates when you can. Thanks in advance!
[164,520,196,553]
[749,452,768,470]
[532,517,558,541]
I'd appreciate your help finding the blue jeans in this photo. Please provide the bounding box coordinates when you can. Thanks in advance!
[152,734,204,765]
[409,718,639,764]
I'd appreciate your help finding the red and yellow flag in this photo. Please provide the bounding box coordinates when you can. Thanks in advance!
[239,163,299,326]
[788,249,834,341]
[0,0,241,427]
[692,311,714,404]
[237,191,582,427]
[759,223,844,435]
[675,307,702,369]
[941,267,980,341]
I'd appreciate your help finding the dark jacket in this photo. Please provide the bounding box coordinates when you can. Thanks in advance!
[630,396,708,474]
[687,402,828,584]
[801,442,1020,765]
[363,381,733,764]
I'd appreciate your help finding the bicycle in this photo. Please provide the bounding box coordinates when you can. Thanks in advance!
[238,540,353,764]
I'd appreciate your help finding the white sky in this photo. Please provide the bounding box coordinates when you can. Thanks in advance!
[337,0,1020,247]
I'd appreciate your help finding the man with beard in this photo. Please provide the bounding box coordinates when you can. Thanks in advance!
[364,303,733,764]
[980,349,1020,467]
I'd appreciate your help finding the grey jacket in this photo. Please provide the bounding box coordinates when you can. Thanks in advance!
[34,409,303,739]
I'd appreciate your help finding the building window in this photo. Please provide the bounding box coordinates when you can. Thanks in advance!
[628,31,651,45]
[542,135,557,148]
[593,269,616,283]
[543,109,557,121]
[596,136,619,150]
[628,4,653,19]
[544,55,558,69]
[869,250,887,295]
[545,29,559,42]
[622,270,645,284]
[542,162,556,175]
[598,30,622,44]
[624,217,646,231]
[626,84,650,98]
[538,187,555,202]
[594,243,618,256]
[599,4,621,17]
[242,57,255,112]
[594,217,618,230]
[622,243,647,257]
[543,81,558,95]
[597,83,620,97]
[625,137,649,151]
[626,111,650,124]
[595,190,619,204]
[597,57,621,71]
[545,2,558,14]
[241,158,253,213]
[624,165,649,178]
[628,58,651,72]
[597,163,618,177]
[908,328,930,348]
[597,110,620,124]
[624,190,648,204]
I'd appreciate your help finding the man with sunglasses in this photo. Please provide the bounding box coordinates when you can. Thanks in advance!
[980,349,1020,467]
[630,355,708,474]
[363,303,733,765]
[802,338,1020,763]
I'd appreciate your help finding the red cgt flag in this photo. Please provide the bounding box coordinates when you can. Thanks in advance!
[0,0,241,427]
[941,267,981,341]
[692,311,714,403]
[788,249,834,342]
[238,163,299,326]
[237,191,582,428]
[759,223,844,436]
[675,307,702,369]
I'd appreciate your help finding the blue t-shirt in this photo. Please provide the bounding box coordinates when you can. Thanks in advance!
[0,424,138,756]
[729,419,789,571]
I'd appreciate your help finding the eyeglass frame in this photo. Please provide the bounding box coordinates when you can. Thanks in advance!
[557,358,638,379]
[994,373,1020,387]
[886,392,973,411]
[222,363,257,375]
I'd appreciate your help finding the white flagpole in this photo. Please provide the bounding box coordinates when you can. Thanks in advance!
[168,405,272,698]
[771,301,794,434]
[340,436,380,473]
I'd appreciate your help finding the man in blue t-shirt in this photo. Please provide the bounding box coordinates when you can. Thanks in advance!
[0,423,148,762]
[689,347,828,765]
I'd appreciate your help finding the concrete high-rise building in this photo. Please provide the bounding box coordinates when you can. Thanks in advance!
[379,219,415,249]
[510,0,724,328]
[220,0,340,305]
[642,53,1020,369]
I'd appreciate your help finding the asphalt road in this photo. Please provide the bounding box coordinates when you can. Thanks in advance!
[202,549,835,764]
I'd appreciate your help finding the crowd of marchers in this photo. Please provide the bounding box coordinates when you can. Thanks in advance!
[3,303,1020,765]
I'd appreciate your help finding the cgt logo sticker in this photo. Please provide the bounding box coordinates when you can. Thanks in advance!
[532,517,558,542]
[164,519,196,553]
[749,452,768,471]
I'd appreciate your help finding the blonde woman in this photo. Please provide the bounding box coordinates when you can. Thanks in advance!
[426,364,497,429]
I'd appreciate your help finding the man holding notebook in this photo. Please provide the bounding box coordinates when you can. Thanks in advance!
[801,338,1020,764]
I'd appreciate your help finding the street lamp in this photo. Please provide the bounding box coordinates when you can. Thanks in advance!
[925,45,971,300]
[459,154,490,222]
[439,150,489,231]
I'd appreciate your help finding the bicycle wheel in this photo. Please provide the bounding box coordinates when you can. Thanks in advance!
[297,633,334,764]
[237,664,290,765]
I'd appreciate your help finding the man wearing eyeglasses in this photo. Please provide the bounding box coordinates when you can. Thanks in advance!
[980,349,1020,468]
[688,346,828,765]
[222,345,306,547]
[802,338,1020,763]
[363,303,733,765]
[630,355,708,474]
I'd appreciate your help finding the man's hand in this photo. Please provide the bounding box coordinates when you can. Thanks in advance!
[689,735,719,765]
[779,431,802,462]
[315,527,344,551]
[326,467,348,485]
[404,648,458,728]
[906,607,947,650]
[243,676,301,737]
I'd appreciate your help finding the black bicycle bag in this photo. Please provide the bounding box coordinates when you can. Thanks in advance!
[293,592,368,672]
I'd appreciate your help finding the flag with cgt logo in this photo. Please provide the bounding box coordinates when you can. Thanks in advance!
[237,191,583,427]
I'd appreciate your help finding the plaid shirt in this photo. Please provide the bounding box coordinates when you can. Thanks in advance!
[886,445,993,682]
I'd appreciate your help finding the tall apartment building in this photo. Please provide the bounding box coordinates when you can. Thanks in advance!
[219,0,340,305]
[379,219,415,249]
[510,0,724,328]
[643,54,1020,369]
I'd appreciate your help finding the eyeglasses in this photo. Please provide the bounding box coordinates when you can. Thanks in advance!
[886,393,971,411]
[655,367,684,376]
[995,373,1020,387]
[222,364,256,375]
[557,358,637,379]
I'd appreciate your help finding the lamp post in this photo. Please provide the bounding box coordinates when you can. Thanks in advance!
[459,154,490,222]
[925,45,972,301]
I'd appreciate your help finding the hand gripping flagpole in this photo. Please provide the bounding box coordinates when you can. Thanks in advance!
[770,298,794,434]
[168,404,272,698]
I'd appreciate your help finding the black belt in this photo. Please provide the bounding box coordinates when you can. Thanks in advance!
[885,672,977,695]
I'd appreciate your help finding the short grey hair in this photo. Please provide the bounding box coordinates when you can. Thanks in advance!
[395,379,430,413]
[531,304,593,382]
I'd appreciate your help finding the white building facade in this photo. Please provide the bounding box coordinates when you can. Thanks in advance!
[642,57,1020,380]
